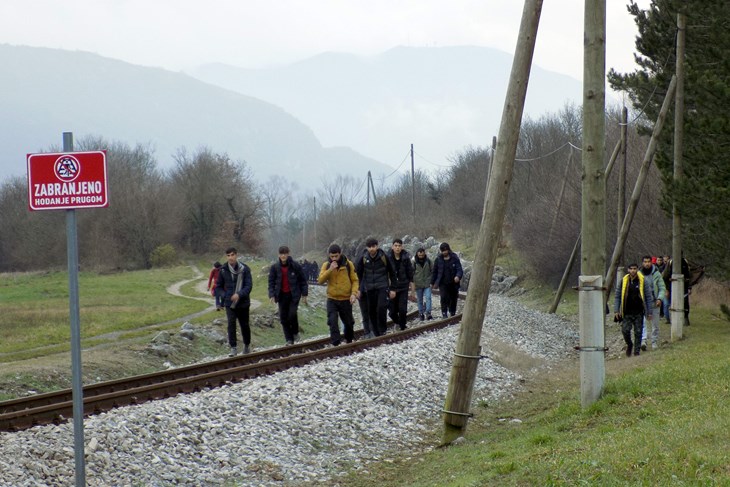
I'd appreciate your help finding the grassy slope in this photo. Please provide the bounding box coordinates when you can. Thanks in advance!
[334,306,730,486]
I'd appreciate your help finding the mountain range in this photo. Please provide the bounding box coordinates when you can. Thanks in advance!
[0,44,391,189]
[189,46,583,169]
[0,44,583,191]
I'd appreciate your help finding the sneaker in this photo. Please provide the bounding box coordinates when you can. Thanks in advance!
[426,313,433,320]
[229,346,238,357]
[442,312,448,319]
[332,341,341,346]
[243,344,251,354]
[419,314,425,322]
[286,340,294,346]
[294,333,300,342]
[634,349,641,356]
[625,343,632,357]
[651,342,658,350]
[641,342,647,351]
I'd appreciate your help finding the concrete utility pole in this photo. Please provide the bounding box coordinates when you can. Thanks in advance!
[604,76,677,300]
[579,0,607,408]
[671,12,687,339]
[441,0,543,444]
[411,143,416,221]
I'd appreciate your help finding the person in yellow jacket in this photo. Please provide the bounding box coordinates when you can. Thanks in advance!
[318,244,360,345]
[613,263,654,357]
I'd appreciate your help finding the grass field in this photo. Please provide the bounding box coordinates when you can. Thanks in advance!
[335,305,730,486]
[0,267,206,359]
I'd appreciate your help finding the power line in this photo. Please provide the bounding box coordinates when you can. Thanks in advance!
[414,150,451,168]
[381,150,412,180]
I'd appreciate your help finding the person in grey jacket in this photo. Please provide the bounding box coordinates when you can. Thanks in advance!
[640,255,667,350]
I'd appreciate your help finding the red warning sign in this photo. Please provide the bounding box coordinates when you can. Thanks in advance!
[27,151,108,210]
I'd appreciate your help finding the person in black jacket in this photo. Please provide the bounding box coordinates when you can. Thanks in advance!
[387,238,414,330]
[431,242,464,318]
[356,237,394,337]
[268,246,308,345]
[216,247,253,356]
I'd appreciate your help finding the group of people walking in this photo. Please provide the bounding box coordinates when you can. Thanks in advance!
[208,239,464,356]
[613,254,692,357]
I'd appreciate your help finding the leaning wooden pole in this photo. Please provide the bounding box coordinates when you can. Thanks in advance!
[671,12,686,339]
[441,0,543,444]
[579,0,607,408]
[604,75,677,299]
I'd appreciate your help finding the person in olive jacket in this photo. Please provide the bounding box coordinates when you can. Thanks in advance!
[318,244,359,345]
[268,246,308,345]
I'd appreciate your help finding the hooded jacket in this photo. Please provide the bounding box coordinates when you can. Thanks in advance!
[387,249,414,291]
[356,248,393,292]
[614,272,653,316]
[318,255,359,301]
[268,256,308,302]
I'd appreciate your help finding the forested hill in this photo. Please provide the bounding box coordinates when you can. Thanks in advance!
[0,44,391,188]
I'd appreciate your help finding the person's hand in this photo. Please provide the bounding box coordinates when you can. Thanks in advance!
[302,296,308,306]
[389,290,396,299]
[454,276,460,284]
[655,299,662,308]
[232,293,240,303]
[356,291,361,300]
[349,294,357,304]
[330,261,338,270]
[269,297,275,304]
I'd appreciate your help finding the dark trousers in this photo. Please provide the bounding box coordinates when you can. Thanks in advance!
[388,289,409,330]
[621,313,643,354]
[327,299,355,345]
[363,287,388,336]
[277,292,300,342]
[439,283,459,316]
[358,299,372,336]
[225,305,250,347]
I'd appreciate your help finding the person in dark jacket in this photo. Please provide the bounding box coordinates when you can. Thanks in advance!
[216,247,253,356]
[268,246,308,345]
[431,242,463,318]
[412,248,433,321]
[387,239,414,331]
[614,262,653,357]
[356,237,394,337]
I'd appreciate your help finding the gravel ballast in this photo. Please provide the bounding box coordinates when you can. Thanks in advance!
[0,294,579,486]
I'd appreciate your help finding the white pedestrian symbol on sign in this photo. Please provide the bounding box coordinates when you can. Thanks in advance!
[54,155,80,182]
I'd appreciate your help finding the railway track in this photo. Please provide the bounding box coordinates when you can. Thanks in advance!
[0,311,462,432]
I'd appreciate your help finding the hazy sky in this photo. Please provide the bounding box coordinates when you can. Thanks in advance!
[2,0,650,80]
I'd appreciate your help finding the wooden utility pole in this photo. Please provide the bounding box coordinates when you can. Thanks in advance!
[547,147,574,245]
[313,196,317,248]
[604,76,677,299]
[441,0,543,444]
[579,0,607,408]
[410,143,416,221]
[671,12,686,339]
[548,137,622,315]
[616,106,628,288]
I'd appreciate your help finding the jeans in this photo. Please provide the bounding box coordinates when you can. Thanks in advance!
[277,292,300,342]
[642,304,660,346]
[225,305,250,347]
[416,287,432,316]
[327,299,354,344]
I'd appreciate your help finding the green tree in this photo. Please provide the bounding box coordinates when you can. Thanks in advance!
[608,0,730,278]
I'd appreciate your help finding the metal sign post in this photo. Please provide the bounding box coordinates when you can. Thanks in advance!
[63,132,86,487]
[27,133,109,487]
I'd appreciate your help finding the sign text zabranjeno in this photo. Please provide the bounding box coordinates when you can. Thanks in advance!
[27,151,108,210]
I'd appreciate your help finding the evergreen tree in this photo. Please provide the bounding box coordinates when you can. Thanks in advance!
[608,0,730,279]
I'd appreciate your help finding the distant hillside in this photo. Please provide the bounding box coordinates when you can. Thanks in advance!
[0,44,392,188]
[189,46,584,167]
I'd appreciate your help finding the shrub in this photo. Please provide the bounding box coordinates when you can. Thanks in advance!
[149,244,178,268]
